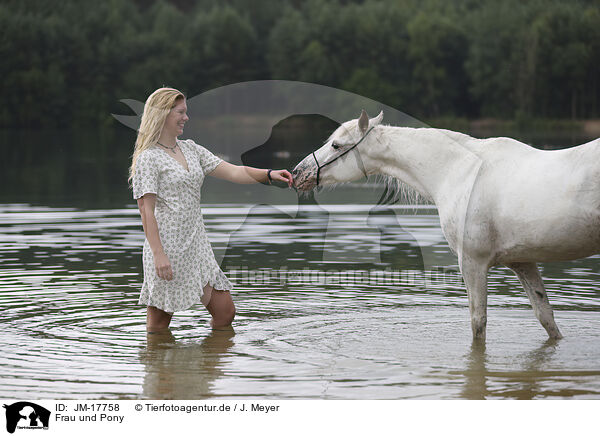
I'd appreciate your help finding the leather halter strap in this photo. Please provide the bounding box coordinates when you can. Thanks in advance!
[312,126,375,186]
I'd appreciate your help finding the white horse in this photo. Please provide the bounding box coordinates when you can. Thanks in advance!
[292,109,600,341]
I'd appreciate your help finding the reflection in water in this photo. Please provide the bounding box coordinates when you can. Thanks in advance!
[459,339,600,399]
[139,327,235,400]
[461,341,488,400]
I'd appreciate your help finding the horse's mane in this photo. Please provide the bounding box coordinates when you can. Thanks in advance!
[311,174,432,207]
[372,173,433,206]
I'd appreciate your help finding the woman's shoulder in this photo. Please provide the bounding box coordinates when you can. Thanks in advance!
[136,146,162,167]
[182,138,214,154]
[140,144,162,157]
[182,138,203,148]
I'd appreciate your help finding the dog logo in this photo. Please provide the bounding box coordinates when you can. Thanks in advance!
[3,402,50,434]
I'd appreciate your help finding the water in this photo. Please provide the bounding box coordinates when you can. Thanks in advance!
[1,202,599,400]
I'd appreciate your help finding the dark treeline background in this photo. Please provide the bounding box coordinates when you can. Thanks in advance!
[1,0,599,129]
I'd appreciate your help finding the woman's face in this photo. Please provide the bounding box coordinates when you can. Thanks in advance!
[164,98,189,137]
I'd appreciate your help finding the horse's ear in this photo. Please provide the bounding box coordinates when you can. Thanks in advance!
[358,109,369,134]
[372,110,384,126]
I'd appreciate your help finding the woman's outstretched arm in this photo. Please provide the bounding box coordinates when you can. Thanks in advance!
[209,161,293,187]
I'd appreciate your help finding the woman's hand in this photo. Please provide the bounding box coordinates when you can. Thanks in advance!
[270,169,294,187]
[154,250,173,280]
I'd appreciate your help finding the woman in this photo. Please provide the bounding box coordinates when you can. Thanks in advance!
[129,87,293,332]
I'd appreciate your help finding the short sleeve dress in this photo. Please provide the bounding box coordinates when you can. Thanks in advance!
[132,138,233,313]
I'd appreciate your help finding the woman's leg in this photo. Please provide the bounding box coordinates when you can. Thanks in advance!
[202,284,236,328]
[146,305,173,332]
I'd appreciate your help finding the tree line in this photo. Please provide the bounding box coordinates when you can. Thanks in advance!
[1,0,598,128]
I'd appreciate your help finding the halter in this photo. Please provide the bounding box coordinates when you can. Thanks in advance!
[312,126,375,186]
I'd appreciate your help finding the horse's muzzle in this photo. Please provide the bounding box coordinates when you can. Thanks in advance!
[292,160,317,191]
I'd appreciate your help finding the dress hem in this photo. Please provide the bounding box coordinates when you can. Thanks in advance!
[138,277,233,313]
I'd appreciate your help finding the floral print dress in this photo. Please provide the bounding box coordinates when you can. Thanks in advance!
[132,138,233,313]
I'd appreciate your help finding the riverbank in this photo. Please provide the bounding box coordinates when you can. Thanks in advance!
[425,117,600,138]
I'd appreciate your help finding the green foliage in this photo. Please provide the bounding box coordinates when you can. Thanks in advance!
[201,6,260,88]
[1,0,598,128]
[464,0,600,119]
[267,7,309,81]
[407,8,469,117]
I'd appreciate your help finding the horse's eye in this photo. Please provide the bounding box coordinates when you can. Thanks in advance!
[332,142,340,150]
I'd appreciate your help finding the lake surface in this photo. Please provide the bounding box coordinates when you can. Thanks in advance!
[1,202,599,400]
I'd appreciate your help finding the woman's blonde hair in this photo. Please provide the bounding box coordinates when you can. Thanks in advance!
[128,87,186,186]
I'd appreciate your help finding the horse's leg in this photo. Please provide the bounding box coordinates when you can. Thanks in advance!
[461,258,489,341]
[505,262,563,339]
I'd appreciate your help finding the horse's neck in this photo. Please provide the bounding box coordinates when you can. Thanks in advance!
[376,126,481,205]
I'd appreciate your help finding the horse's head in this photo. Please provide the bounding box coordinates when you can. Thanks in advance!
[293,109,384,191]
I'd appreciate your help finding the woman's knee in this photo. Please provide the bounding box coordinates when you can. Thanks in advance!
[224,300,236,321]
[146,306,172,330]
[214,291,235,316]
[208,290,236,324]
